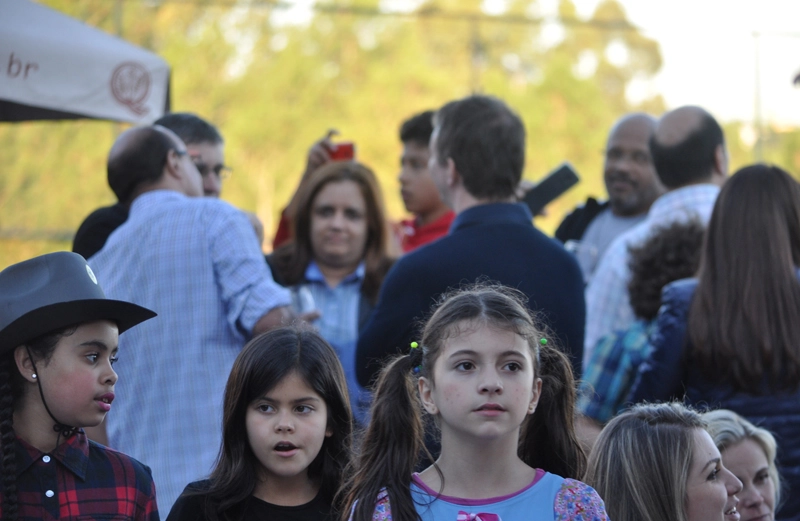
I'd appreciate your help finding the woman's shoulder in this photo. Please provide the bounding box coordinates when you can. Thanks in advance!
[554,479,608,521]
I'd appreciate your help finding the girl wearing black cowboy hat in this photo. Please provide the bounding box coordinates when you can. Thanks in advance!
[0,251,158,521]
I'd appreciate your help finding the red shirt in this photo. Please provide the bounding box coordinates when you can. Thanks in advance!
[3,431,159,521]
[399,210,455,252]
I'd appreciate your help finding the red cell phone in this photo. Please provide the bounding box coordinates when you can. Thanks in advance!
[329,142,355,161]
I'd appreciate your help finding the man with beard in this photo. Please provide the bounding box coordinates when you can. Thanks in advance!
[555,113,663,283]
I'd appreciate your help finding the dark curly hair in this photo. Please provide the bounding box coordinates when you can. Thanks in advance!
[627,220,705,321]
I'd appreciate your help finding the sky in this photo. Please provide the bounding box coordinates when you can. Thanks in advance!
[566,0,800,129]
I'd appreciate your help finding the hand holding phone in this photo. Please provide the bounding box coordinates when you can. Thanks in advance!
[522,162,580,216]
[329,141,355,161]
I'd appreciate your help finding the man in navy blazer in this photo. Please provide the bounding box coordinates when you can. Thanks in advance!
[356,95,585,387]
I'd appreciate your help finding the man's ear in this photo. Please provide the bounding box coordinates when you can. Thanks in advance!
[712,144,729,183]
[418,376,439,416]
[445,157,459,188]
[164,150,182,181]
[14,345,38,383]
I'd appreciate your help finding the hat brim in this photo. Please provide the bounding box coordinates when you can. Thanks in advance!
[0,299,156,356]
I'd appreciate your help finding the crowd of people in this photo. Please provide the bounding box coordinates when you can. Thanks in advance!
[1,92,798,521]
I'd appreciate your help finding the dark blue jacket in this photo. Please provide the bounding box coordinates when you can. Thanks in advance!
[628,277,800,521]
[356,203,586,387]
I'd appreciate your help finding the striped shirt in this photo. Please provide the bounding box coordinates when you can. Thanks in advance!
[90,190,291,514]
[583,184,719,365]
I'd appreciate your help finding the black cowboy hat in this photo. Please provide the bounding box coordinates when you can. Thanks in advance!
[0,251,156,355]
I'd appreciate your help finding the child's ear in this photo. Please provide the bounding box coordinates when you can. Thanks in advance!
[418,376,439,416]
[325,424,333,438]
[528,377,543,415]
[14,345,38,383]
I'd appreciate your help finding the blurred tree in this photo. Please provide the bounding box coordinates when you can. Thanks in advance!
[8,0,776,269]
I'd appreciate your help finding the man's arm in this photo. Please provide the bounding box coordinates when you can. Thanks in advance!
[207,204,292,338]
[273,131,337,249]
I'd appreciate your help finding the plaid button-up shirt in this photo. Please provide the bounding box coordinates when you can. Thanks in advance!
[2,431,158,520]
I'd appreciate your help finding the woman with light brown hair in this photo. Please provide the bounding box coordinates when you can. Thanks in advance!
[268,160,394,424]
[584,402,742,521]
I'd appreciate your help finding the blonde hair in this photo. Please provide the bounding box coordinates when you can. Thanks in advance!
[703,409,781,506]
[584,402,706,521]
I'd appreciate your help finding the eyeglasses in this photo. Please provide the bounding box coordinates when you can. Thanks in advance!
[190,155,232,180]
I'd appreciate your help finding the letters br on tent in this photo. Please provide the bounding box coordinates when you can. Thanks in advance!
[0,0,170,124]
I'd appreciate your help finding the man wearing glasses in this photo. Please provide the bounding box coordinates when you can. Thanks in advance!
[72,112,262,258]
[87,124,293,513]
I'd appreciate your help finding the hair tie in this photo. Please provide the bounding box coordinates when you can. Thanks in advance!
[409,341,422,374]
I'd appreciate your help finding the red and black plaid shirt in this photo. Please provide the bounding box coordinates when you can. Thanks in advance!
[1,430,159,520]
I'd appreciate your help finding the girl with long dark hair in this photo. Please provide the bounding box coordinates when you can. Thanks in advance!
[167,326,353,521]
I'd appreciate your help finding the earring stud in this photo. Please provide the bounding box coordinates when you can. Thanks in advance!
[31,373,37,379]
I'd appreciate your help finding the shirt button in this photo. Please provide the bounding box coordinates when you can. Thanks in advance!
[42,455,51,463]
[45,490,54,498]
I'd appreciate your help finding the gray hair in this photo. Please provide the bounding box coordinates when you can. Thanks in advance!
[703,409,781,506]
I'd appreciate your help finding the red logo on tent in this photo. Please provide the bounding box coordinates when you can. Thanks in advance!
[110,62,151,116]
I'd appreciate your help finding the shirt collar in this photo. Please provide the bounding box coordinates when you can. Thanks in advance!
[129,189,186,215]
[15,430,90,480]
[304,260,365,284]
[647,184,720,222]
[449,203,533,234]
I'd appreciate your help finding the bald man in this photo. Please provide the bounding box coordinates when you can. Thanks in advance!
[583,106,728,364]
[556,113,664,282]
[89,125,292,512]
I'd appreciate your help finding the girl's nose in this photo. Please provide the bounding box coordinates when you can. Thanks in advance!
[480,373,503,394]
[275,414,295,433]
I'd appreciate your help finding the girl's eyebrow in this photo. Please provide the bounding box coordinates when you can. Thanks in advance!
[700,457,721,473]
[259,396,322,404]
[447,349,527,359]
[79,340,117,351]
[447,349,478,359]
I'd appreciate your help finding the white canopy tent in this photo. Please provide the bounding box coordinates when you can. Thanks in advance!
[0,0,170,123]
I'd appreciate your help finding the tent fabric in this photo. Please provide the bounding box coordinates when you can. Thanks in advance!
[0,0,171,124]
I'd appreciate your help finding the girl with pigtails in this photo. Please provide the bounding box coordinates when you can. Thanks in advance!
[343,283,607,521]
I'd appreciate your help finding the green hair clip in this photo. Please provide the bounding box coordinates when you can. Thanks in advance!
[410,341,421,374]
[540,338,548,345]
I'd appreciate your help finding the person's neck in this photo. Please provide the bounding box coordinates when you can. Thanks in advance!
[254,471,320,506]
[415,204,451,227]
[668,177,720,192]
[13,398,67,453]
[316,261,359,288]
[418,430,535,499]
[451,191,516,215]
